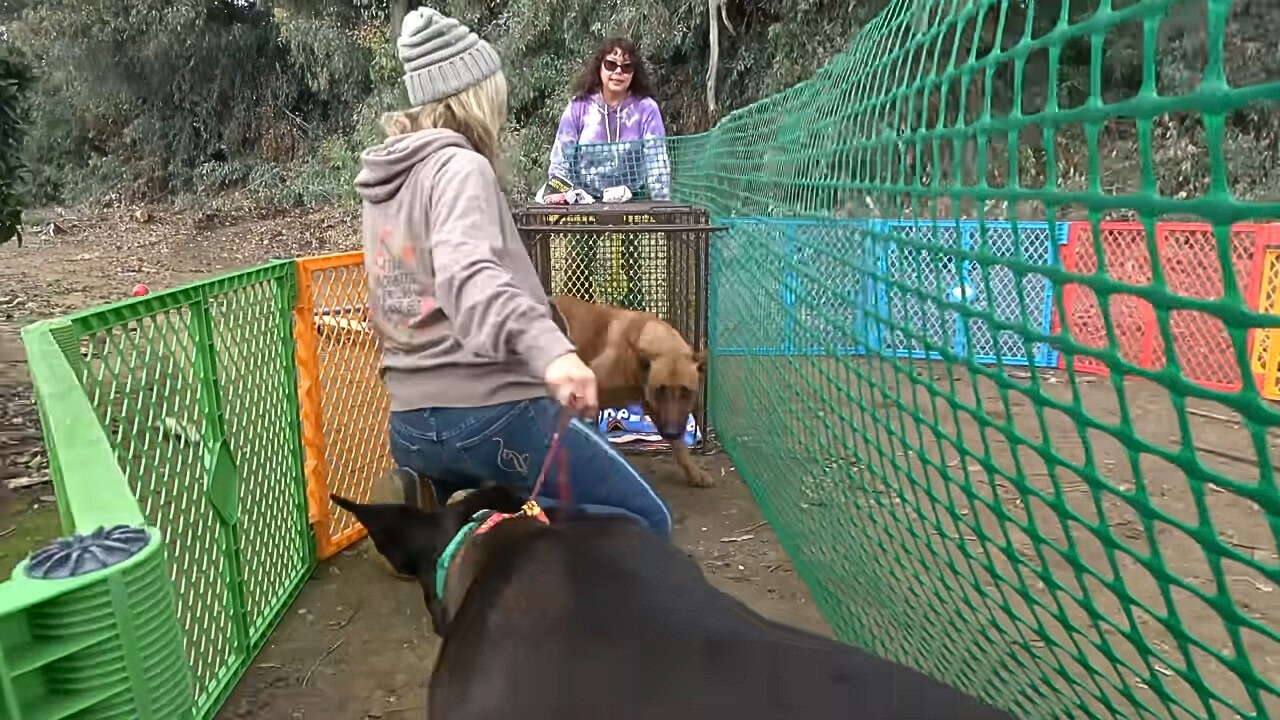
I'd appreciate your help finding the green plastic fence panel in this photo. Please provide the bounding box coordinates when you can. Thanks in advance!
[17,261,313,720]
[0,323,194,720]
[0,532,193,720]
[660,0,1280,718]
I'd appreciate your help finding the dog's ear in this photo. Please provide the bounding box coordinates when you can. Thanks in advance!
[692,349,707,374]
[632,321,660,352]
[332,494,445,578]
[453,484,527,517]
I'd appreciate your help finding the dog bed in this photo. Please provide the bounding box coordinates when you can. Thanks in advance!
[598,403,701,450]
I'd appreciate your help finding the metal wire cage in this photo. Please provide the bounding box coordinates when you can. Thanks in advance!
[516,201,712,449]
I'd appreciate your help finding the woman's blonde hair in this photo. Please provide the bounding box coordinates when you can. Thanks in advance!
[382,71,509,171]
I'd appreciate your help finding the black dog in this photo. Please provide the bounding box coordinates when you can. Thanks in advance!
[332,486,1019,720]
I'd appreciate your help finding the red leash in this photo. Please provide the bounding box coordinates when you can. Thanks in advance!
[528,409,574,506]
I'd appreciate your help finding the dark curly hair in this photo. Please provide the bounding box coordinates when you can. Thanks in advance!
[570,37,655,101]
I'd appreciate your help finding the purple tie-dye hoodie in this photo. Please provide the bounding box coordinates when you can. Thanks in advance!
[548,92,671,200]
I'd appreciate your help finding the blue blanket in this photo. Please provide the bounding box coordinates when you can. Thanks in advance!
[597,404,701,448]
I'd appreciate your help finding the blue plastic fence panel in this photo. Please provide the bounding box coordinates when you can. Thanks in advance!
[710,217,1067,368]
[869,219,1068,368]
[712,217,878,356]
[957,220,1070,369]
[782,219,879,356]
[710,217,792,356]
[873,219,966,362]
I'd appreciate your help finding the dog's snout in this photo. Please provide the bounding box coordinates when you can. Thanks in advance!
[656,420,685,440]
[652,407,687,441]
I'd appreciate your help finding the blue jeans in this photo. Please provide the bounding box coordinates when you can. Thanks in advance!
[388,397,673,538]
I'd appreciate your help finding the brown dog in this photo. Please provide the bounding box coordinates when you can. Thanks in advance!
[551,294,713,488]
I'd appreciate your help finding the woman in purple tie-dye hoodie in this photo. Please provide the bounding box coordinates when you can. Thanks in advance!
[548,38,671,200]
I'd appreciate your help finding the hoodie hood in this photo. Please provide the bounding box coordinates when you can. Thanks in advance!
[355,128,474,204]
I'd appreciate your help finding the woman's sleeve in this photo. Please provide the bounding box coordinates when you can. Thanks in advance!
[429,150,575,379]
[548,101,581,182]
[640,100,672,200]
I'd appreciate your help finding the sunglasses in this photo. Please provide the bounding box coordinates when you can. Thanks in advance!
[602,58,634,75]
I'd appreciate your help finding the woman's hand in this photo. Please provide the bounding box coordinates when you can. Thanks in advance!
[544,352,599,418]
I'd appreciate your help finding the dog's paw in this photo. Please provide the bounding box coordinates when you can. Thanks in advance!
[686,466,716,488]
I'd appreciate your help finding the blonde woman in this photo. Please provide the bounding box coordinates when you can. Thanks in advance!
[355,7,673,538]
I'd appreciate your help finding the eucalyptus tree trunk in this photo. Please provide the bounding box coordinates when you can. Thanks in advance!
[390,0,409,40]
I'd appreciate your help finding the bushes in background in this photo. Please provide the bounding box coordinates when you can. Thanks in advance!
[0,54,32,244]
[5,0,1279,211]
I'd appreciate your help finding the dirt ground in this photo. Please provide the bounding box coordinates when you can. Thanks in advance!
[0,204,829,719]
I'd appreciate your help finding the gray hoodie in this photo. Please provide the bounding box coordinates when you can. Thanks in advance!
[354,128,574,412]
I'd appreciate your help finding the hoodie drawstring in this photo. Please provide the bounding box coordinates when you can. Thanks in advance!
[602,95,623,144]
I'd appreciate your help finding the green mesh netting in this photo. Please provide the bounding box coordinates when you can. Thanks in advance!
[574,0,1280,717]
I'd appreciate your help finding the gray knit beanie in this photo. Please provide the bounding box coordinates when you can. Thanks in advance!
[397,6,502,107]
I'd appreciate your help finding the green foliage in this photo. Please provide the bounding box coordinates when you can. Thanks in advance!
[9,0,1280,210]
[0,53,31,244]
[9,0,891,207]
[11,0,383,204]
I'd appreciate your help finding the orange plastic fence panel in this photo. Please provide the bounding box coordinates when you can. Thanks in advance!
[293,251,394,559]
[1057,221,1270,392]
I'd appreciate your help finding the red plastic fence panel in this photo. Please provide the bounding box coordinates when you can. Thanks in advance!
[1056,222,1157,377]
[1154,223,1262,391]
[1054,221,1269,392]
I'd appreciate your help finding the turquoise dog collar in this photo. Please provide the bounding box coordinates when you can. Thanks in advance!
[435,510,492,600]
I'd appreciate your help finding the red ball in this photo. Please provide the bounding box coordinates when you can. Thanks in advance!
[130,283,149,297]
